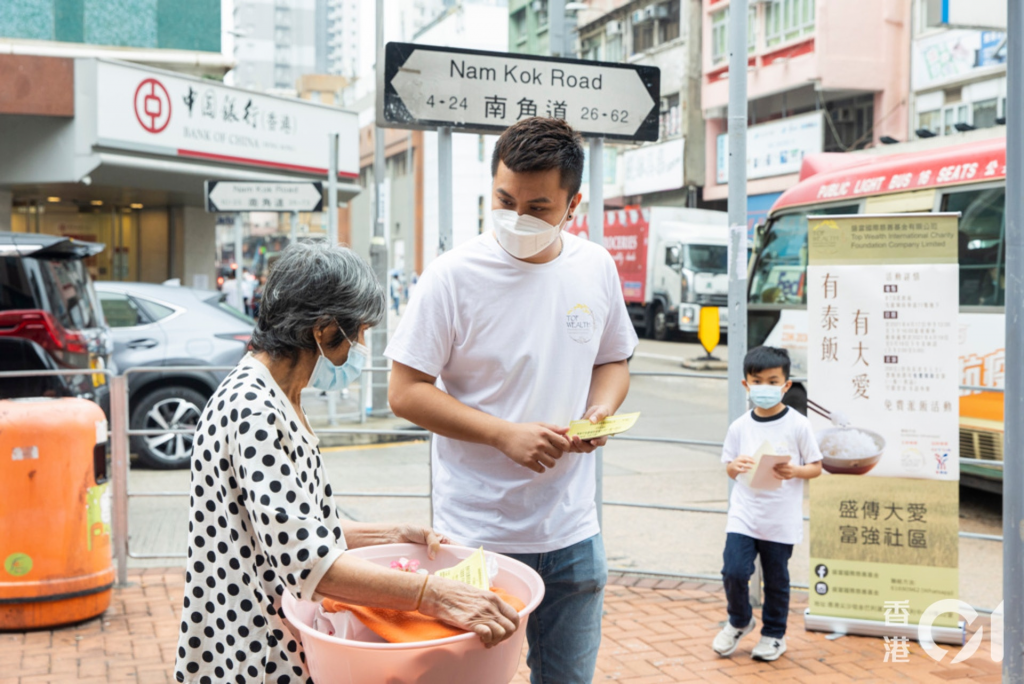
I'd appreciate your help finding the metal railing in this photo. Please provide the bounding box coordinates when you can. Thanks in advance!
[0,365,1009,596]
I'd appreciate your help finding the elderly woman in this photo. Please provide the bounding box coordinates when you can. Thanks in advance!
[174,243,519,684]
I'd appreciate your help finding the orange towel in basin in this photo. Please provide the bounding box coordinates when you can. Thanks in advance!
[321,587,525,644]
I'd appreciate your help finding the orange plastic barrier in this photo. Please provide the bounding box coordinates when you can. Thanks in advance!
[0,398,114,630]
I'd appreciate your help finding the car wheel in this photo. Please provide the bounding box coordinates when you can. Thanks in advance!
[647,303,668,341]
[130,386,208,469]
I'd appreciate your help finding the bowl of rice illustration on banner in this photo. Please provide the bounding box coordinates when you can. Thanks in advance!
[816,426,886,475]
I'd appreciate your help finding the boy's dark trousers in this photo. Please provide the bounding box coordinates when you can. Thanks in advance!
[722,532,794,638]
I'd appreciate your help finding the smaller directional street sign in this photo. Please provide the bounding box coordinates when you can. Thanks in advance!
[382,42,660,142]
[204,181,324,213]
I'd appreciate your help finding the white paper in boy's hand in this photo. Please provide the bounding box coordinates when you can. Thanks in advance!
[739,440,792,490]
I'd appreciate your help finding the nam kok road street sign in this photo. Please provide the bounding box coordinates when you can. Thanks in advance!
[204,181,324,213]
[382,42,660,142]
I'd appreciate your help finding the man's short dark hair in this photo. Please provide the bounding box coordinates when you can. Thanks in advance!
[491,117,585,200]
[744,346,791,380]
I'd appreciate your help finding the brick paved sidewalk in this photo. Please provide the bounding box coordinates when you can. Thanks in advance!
[2,568,1001,684]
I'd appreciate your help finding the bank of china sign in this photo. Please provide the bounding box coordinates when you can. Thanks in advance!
[92,61,359,178]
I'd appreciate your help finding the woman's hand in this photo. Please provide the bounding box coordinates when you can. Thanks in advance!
[418,576,521,648]
[393,525,451,560]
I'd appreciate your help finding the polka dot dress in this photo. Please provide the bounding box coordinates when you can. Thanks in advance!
[174,355,346,684]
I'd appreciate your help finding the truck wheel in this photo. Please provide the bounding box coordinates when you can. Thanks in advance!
[783,383,808,416]
[646,303,668,341]
[130,386,208,469]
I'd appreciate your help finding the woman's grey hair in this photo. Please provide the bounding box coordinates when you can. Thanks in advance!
[251,241,386,361]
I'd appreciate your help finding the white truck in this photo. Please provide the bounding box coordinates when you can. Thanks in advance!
[566,206,730,340]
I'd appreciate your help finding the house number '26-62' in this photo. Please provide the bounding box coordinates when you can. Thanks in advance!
[580,107,629,123]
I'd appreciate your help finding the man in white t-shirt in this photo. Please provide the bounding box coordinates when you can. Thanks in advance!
[386,117,638,683]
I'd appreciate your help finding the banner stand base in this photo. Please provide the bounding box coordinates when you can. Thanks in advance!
[804,609,965,646]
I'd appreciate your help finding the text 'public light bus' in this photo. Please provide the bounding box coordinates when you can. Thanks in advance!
[748,131,1006,491]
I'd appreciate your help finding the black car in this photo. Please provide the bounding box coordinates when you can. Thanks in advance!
[0,233,113,412]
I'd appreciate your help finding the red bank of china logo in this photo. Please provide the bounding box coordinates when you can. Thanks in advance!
[134,78,171,134]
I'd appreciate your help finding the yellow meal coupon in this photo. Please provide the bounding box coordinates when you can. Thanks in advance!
[566,412,640,440]
[434,547,490,590]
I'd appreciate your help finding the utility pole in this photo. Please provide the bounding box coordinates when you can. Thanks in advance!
[370,0,390,414]
[1003,1,1023,680]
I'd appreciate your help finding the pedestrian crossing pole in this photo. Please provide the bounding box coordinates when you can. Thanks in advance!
[726,0,757,607]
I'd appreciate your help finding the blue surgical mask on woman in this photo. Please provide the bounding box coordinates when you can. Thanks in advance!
[308,329,368,391]
[748,385,784,410]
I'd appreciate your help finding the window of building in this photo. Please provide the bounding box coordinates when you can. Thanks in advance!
[535,0,548,29]
[659,93,680,139]
[581,34,602,61]
[973,98,999,129]
[478,196,485,234]
[633,17,655,53]
[943,104,968,135]
[711,7,755,63]
[765,0,814,47]
[918,0,944,32]
[711,9,728,63]
[823,95,874,151]
[512,8,527,45]
[658,1,680,44]
[606,33,623,62]
[918,109,941,136]
[478,135,485,162]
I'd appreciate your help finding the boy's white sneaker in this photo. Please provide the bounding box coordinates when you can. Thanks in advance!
[751,635,787,661]
[711,618,756,656]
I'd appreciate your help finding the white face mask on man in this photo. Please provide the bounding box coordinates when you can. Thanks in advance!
[491,204,570,259]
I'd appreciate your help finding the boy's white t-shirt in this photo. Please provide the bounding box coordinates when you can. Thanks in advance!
[721,407,823,545]
[385,232,638,554]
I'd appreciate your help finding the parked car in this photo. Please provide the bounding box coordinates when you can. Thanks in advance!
[94,282,253,469]
[0,232,112,410]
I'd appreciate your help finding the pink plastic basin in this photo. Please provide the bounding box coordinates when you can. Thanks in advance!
[283,543,545,684]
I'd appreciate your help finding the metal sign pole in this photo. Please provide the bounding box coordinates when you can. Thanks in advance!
[437,126,453,255]
[370,0,389,414]
[727,0,757,607]
[1003,0,1023,679]
[588,137,604,529]
[328,132,339,245]
[233,213,244,284]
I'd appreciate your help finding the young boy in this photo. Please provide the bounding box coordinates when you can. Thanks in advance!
[712,346,823,661]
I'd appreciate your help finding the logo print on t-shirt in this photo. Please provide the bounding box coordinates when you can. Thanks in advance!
[566,304,595,344]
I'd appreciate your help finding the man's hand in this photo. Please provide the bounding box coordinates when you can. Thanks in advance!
[726,456,755,480]
[494,423,571,473]
[568,405,613,453]
[773,461,796,480]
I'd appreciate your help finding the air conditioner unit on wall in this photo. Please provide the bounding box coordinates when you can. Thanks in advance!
[643,5,656,20]
[632,9,646,24]
[653,3,670,19]
[606,20,623,35]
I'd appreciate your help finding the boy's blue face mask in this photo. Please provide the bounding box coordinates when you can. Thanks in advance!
[748,385,785,410]
[308,327,368,391]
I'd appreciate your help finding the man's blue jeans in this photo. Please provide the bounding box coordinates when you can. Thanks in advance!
[721,532,793,638]
[506,534,607,684]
